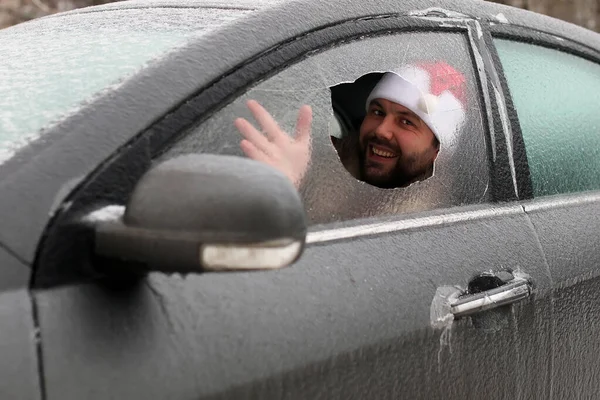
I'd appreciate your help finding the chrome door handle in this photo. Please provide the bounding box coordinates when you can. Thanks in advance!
[450,276,531,317]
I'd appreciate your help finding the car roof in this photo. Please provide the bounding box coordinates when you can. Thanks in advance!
[18,0,600,50]
[67,0,598,48]
[46,0,285,13]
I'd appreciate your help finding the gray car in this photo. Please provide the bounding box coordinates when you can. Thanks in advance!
[2,0,600,398]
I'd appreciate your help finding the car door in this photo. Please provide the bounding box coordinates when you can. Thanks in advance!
[32,14,553,400]
[491,26,600,398]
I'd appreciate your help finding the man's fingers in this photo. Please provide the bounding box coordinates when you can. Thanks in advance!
[234,117,273,154]
[247,100,285,141]
[295,105,313,143]
[240,140,270,163]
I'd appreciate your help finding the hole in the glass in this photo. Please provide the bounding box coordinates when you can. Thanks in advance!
[329,62,467,190]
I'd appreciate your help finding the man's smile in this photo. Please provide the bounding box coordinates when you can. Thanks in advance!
[368,144,399,161]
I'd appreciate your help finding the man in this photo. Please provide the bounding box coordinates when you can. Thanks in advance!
[234,62,466,189]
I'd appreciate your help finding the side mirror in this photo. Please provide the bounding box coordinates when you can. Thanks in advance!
[85,154,306,274]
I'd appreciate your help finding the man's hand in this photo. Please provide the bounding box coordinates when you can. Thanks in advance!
[235,100,313,188]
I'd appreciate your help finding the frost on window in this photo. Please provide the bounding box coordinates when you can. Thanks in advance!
[165,32,489,225]
[0,7,249,165]
[495,39,600,197]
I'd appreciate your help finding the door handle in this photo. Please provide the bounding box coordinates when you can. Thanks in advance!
[450,275,531,317]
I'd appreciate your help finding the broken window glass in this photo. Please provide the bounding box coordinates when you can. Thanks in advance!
[163,31,490,225]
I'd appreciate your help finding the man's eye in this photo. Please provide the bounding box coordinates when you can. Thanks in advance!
[371,109,384,116]
[401,118,415,126]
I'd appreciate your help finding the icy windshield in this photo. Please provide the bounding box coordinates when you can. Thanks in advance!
[0,7,250,164]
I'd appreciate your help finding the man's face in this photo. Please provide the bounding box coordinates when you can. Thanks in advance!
[358,98,439,188]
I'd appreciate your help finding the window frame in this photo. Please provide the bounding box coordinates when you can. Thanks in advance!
[34,15,506,287]
[489,24,600,200]
[165,28,498,224]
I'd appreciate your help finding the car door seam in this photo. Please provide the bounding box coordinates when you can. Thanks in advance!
[520,203,555,400]
[28,291,47,400]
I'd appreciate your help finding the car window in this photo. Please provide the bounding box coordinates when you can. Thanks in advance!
[494,39,600,197]
[0,7,251,165]
[162,31,490,225]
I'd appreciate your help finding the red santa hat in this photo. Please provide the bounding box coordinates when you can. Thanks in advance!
[365,62,467,153]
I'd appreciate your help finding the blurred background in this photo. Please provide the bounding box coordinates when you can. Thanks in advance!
[0,0,598,31]
[1,0,115,28]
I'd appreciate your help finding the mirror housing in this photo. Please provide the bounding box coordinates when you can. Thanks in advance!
[87,154,307,274]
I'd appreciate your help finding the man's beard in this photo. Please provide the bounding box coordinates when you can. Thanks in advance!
[358,135,435,189]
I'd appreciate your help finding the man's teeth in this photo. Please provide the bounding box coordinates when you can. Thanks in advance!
[372,146,396,158]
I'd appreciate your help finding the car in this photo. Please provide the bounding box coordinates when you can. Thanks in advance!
[2,0,600,398]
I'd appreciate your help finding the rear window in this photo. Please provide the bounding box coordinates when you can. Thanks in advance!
[495,39,600,197]
[0,7,250,164]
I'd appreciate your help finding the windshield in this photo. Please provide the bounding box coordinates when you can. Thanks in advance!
[0,7,250,164]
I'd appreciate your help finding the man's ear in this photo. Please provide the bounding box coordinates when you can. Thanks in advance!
[432,140,440,159]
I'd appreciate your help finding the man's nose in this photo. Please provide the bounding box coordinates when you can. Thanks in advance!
[374,117,395,141]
